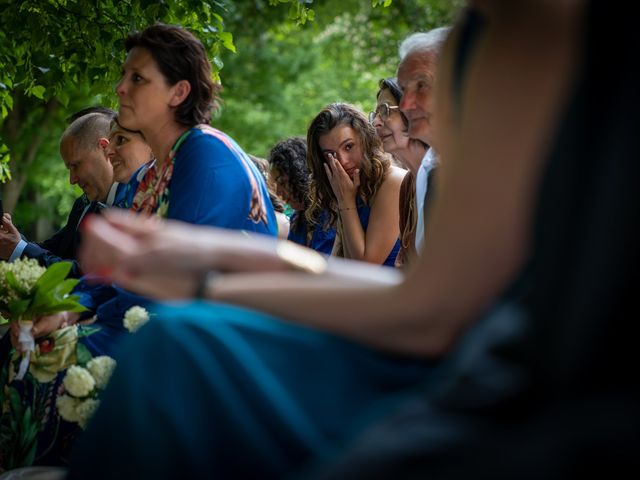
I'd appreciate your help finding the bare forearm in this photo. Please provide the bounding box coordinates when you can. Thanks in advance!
[205,264,454,357]
[338,209,366,260]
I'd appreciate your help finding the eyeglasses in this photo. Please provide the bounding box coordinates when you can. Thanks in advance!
[368,103,400,123]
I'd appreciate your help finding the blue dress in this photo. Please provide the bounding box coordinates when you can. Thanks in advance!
[68,302,437,479]
[287,210,336,255]
[356,198,400,267]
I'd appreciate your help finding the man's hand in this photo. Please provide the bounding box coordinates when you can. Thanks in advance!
[0,213,22,260]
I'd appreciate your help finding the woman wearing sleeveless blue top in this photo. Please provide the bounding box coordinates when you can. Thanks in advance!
[287,210,336,255]
[306,103,404,266]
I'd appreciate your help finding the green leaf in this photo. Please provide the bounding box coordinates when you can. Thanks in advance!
[30,85,46,99]
[19,407,38,466]
[8,298,31,318]
[76,342,93,366]
[9,387,23,419]
[218,31,236,53]
[34,262,72,292]
[56,88,69,107]
[51,278,81,298]
[29,301,87,317]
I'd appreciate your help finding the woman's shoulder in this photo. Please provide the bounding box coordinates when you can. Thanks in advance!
[381,166,408,191]
[178,125,244,164]
[368,166,406,208]
[184,125,233,149]
[388,165,409,179]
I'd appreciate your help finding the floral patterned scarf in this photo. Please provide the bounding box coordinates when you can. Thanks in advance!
[131,129,192,217]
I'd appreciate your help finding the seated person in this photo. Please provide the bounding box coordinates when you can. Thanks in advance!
[249,154,290,239]
[371,77,429,266]
[105,115,156,207]
[268,137,336,254]
[0,109,118,278]
[68,3,617,478]
[0,23,277,469]
[307,103,405,266]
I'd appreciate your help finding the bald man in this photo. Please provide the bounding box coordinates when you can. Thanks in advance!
[0,109,119,278]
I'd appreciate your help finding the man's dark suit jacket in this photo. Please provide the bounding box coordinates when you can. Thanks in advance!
[21,194,102,278]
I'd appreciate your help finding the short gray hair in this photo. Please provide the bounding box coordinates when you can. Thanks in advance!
[399,27,451,61]
[61,112,113,152]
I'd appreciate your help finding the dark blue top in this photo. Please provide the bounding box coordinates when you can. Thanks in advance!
[356,197,400,267]
[287,210,336,255]
[116,160,154,209]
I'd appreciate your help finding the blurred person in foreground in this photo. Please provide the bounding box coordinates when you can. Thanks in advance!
[72,1,638,479]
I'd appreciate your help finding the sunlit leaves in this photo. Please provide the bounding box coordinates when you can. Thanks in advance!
[0,0,237,183]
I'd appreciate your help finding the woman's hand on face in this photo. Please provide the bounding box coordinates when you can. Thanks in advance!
[323,153,360,207]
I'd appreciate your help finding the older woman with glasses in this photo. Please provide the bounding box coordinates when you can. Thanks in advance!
[370,78,428,176]
[371,78,429,266]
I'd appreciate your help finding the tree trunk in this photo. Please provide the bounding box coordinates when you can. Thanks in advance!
[0,94,58,213]
[35,190,55,240]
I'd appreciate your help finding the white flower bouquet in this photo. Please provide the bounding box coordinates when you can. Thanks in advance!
[56,356,117,429]
[0,259,86,379]
[55,305,148,429]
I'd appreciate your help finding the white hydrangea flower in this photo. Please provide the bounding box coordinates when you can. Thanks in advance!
[0,258,46,303]
[76,398,100,429]
[123,305,150,333]
[87,356,117,390]
[63,365,96,397]
[56,394,81,423]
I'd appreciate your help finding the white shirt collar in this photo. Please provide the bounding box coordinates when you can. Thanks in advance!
[105,182,120,207]
[422,148,438,169]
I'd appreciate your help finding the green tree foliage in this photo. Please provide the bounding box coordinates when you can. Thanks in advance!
[215,0,463,157]
[0,0,462,239]
[0,0,234,234]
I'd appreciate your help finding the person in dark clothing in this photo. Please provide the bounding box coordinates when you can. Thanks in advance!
[268,137,336,254]
[0,109,117,278]
[309,1,640,478]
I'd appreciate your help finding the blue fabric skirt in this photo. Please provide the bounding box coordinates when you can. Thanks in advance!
[69,301,436,479]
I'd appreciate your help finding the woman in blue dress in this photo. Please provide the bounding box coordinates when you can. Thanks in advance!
[307,103,404,266]
[268,137,336,254]
[0,24,277,469]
